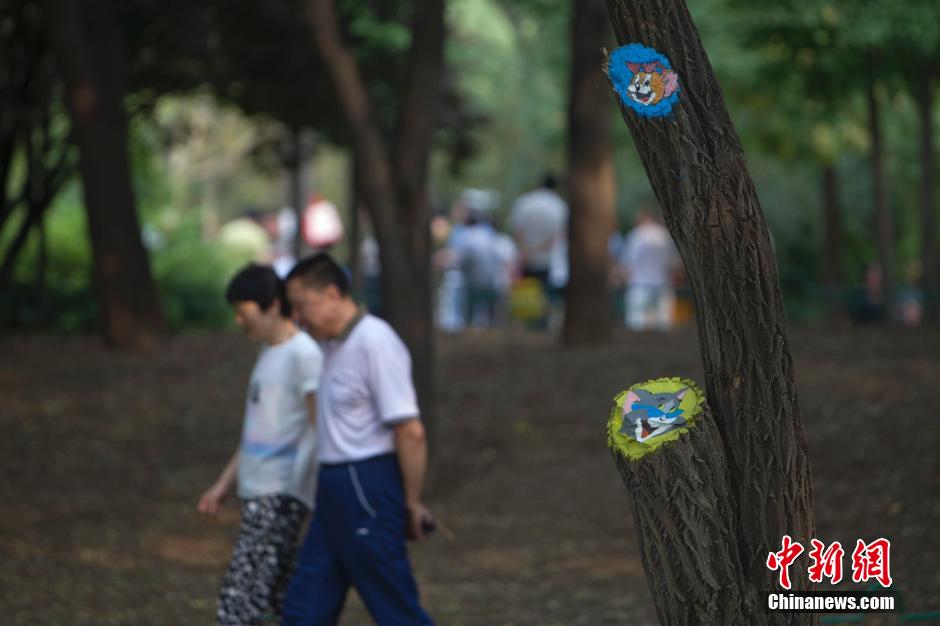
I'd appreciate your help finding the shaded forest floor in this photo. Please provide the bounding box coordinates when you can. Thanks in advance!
[1,325,938,625]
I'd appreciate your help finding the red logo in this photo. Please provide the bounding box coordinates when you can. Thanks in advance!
[808,539,845,584]
[766,535,805,590]
[768,536,892,589]
[851,538,893,587]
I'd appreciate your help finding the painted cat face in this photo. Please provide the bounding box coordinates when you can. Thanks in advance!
[627,71,666,106]
[620,387,689,442]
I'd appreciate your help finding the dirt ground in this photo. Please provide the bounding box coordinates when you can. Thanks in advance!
[1,325,938,625]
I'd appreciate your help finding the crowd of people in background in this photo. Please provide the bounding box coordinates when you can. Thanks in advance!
[432,174,685,333]
[217,171,931,335]
[220,174,691,335]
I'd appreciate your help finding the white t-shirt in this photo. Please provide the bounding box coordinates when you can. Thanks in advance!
[621,222,679,288]
[509,188,568,271]
[238,332,323,508]
[317,313,420,464]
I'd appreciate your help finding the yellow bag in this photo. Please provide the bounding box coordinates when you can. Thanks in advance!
[509,278,548,322]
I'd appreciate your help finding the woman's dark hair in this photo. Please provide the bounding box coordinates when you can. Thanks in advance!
[225,263,291,317]
[286,252,350,296]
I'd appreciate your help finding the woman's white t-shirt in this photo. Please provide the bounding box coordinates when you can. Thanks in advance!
[237,332,323,508]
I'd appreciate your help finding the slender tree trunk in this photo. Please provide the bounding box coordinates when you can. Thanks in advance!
[821,164,841,287]
[35,213,50,323]
[918,69,937,324]
[605,2,815,623]
[563,0,617,346]
[0,201,47,285]
[821,163,842,321]
[868,80,893,313]
[304,0,443,440]
[287,128,306,257]
[389,0,444,449]
[348,153,363,294]
[43,0,165,348]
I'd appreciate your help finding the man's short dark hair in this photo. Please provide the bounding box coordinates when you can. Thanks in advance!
[226,263,291,317]
[286,252,351,296]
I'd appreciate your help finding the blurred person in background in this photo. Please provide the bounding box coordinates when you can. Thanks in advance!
[509,174,568,329]
[435,196,471,332]
[450,189,504,328]
[618,209,680,331]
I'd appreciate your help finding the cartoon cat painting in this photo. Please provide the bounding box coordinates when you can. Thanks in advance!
[619,386,689,443]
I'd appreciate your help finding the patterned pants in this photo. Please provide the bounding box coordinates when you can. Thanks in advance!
[217,495,309,626]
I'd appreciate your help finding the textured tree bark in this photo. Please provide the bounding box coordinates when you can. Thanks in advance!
[43,0,165,349]
[917,70,937,325]
[604,1,816,622]
[304,0,442,438]
[868,80,893,311]
[563,0,617,346]
[614,408,764,625]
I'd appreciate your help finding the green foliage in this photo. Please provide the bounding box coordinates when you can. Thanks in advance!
[149,216,246,329]
[435,0,570,210]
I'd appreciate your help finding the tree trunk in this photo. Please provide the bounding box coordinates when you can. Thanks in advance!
[604,2,816,622]
[304,0,443,441]
[867,80,893,313]
[614,405,763,624]
[348,153,363,294]
[389,0,443,449]
[43,0,165,349]
[820,163,843,322]
[821,164,841,287]
[917,69,937,324]
[0,200,48,285]
[283,127,306,257]
[563,0,617,346]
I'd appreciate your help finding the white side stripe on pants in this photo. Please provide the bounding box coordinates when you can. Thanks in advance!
[348,465,378,518]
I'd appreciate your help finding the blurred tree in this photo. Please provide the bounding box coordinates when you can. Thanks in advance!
[0,0,75,291]
[734,0,940,319]
[727,1,857,299]
[123,0,477,250]
[844,0,940,317]
[605,0,815,622]
[43,0,166,348]
[562,0,616,345]
[304,0,444,434]
[917,67,937,323]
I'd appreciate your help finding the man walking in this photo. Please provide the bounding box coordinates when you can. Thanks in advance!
[282,253,435,625]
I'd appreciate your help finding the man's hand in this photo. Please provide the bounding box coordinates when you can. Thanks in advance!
[197,483,228,517]
[405,502,435,541]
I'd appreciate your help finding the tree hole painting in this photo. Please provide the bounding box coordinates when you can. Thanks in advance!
[607,377,703,460]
